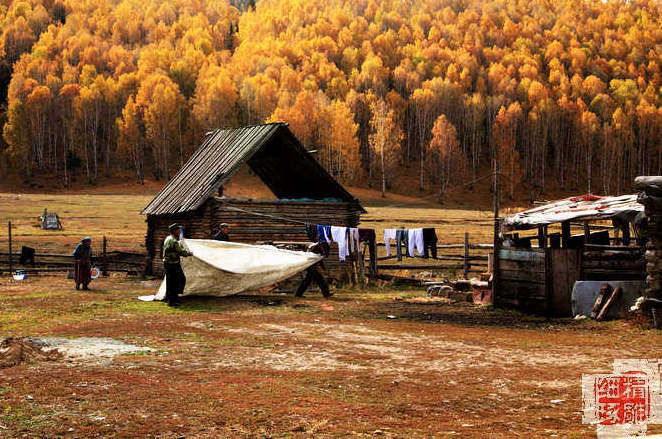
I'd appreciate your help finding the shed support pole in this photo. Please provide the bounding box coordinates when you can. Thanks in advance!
[492,158,500,305]
[463,232,470,279]
[583,222,590,245]
[538,225,547,249]
[561,221,571,248]
[8,221,12,275]
[102,236,108,276]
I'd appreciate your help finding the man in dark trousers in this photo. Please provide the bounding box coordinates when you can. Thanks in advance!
[73,237,93,290]
[213,223,230,241]
[295,242,332,298]
[163,223,192,307]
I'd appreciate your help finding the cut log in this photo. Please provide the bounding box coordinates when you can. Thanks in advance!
[590,284,612,319]
[596,287,623,321]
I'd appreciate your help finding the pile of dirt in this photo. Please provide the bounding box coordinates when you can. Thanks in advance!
[0,337,62,368]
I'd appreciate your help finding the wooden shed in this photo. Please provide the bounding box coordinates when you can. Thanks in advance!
[142,123,365,279]
[493,194,646,316]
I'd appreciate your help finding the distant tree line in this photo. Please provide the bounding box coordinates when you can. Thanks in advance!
[0,0,659,200]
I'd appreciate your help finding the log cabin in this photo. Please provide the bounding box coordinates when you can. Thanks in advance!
[142,123,365,280]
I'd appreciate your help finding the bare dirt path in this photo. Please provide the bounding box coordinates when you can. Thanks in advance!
[1,275,661,437]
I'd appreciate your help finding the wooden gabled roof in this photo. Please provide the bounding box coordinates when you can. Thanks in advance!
[142,123,364,216]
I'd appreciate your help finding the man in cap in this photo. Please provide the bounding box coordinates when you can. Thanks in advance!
[163,223,192,307]
[213,223,230,242]
[73,237,93,290]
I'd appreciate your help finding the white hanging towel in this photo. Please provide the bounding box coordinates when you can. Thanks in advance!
[330,226,350,261]
[384,229,397,256]
[408,228,425,256]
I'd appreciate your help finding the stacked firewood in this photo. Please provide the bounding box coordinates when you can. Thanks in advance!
[634,176,662,327]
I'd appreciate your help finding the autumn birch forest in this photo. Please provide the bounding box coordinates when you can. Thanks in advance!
[0,0,660,199]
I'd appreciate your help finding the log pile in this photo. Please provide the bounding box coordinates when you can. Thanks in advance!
[635,176,662,301]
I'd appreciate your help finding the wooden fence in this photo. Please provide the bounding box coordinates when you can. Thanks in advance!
[375,232,492,278]
[0,234,145,275]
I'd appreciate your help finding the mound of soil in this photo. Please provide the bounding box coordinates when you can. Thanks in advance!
[0,337,62,368]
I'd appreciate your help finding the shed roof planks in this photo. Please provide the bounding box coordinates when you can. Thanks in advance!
[142,123,364,216]
[502,194,644,230]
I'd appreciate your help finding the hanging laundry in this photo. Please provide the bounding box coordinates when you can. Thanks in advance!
[316,224,331,256]
[330,226,350,261]
[422,228,438,258]
[384,229,397,256]
[349,228,360,255]
[408,228,425,257]
[359,229,377,275]
[317,225,331,244]
[395,229,409,261]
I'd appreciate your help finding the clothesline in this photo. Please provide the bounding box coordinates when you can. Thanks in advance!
[218,202,309,225]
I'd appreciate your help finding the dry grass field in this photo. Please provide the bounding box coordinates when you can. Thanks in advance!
[1,188,660,438]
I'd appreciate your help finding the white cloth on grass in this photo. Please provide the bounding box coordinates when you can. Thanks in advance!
[384,229,397,256]
[408,228,425,256]
[139,239,322,301]
[330,226,350,261]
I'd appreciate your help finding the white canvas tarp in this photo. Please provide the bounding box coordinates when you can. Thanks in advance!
[140,239,321,301]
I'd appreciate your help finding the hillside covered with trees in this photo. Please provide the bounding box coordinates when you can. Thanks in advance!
[0,0,660,200]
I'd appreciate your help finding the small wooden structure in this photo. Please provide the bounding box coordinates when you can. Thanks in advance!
[142,123,365,279]
[40,209,62,230]
[494,194,646,316]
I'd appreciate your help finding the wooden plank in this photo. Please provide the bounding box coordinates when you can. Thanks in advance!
[498,279,547,300]
[584,244,643,251]
[548,248,581,317]
[582,259,645,270]
[497,268,546,283]
[497,259,545,273]
[498,249,545,262]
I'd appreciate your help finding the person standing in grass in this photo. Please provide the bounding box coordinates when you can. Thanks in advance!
[73,237,93,290]
[163,223,192,307]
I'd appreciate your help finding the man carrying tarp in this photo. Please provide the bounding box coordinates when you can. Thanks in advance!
[295,242,332,298]
[163,223,192,307]
[73,237,93,290]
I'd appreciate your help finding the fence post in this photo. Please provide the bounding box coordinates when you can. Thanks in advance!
[8,221,12,275]
[102,236,108,276]
[463,232,470,279]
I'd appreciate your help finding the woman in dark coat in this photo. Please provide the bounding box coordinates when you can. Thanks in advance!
[73,237,92,290]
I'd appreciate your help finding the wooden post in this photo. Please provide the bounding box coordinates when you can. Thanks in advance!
[538,225,547,249]
[583,222,590,245]
[102,236,108,276]
[492,158,500,305]
[8,221,12,275]
[463,232,470,279]
[561,221,571,248]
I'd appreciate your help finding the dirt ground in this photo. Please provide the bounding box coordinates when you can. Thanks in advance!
[1,275,660,438]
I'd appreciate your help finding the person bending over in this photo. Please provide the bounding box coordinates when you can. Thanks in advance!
[295,242,332,298]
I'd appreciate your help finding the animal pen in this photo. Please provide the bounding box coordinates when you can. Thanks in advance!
[141,123,365,280]
[493,194,646,316]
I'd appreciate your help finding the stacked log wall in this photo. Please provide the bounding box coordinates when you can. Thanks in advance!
[581,247,645,281]
[635,176,662,301]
